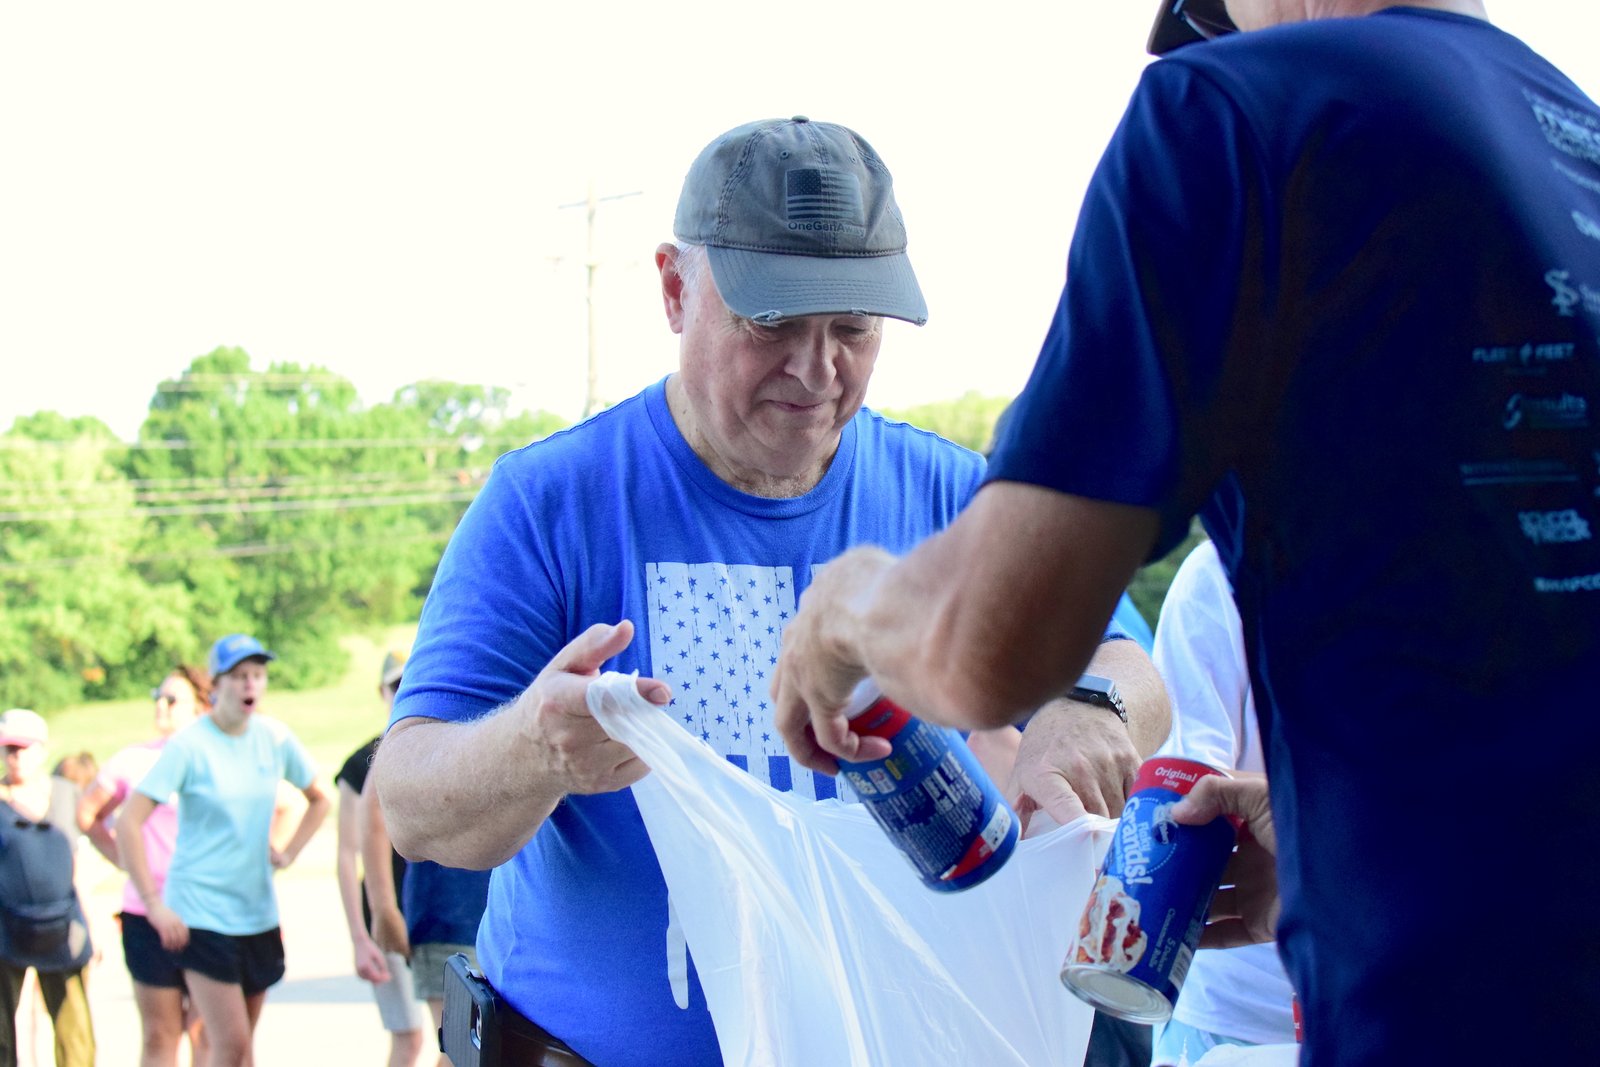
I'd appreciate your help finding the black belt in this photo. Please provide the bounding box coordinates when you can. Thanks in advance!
[497,1002,593,1067]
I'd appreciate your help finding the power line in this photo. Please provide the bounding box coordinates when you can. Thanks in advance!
[147,373,543,390]
[0,434,537,453]
[0,530,456,574]
[1,469,473,492]
[152,373,356,391]
[0,489,479,524]
[0,475,479,507]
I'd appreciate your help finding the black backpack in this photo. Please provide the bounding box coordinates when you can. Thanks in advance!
[0,800,93,972]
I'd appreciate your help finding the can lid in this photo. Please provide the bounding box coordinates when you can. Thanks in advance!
[1060,965,1172,1025]
[842,677,882,719]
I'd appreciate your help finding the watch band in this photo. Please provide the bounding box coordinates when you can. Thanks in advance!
[1067,674,1129,724]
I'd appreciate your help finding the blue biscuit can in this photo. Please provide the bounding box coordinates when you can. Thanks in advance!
[836,680,1019,892]
[1060,756,1238,1023]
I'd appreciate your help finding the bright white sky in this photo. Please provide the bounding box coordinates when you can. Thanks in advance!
[2,3,1595,440]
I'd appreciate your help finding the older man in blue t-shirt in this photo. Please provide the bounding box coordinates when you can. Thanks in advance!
[371,116,1169,1066]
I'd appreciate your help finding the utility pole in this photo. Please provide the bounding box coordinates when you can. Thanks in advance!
[558,184,642,418]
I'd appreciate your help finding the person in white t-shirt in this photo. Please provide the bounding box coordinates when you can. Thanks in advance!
[1150,540,1296,1066]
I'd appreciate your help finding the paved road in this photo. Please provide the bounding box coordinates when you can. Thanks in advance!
[19,825,426,1067]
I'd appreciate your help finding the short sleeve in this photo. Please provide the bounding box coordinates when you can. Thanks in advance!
[135,740,188,803]
[281,732,317,791]
[987,59,1276,560]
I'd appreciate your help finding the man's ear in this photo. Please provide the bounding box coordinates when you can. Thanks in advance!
[656,242,688,334]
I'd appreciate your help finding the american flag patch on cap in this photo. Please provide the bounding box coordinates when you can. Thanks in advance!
[785,168,865,225]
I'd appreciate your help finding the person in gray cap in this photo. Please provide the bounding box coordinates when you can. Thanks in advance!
[370,116,1167,1066]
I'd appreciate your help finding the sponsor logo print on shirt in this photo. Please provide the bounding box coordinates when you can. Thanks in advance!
[1527,90,1600,166]
[1459,459,1577,487]
[1472,341,1576,372]
[1519,508,1593,545]
[1535,571,1600,593]
[1544,268,1600,317]
[1575,211,1600,243]
[1555,159,1600,196]
[1503,392,1590,431]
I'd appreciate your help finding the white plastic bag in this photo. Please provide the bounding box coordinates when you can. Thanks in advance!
[587,672,1112,1067]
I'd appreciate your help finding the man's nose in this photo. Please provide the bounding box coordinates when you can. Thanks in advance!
[783,326,839,393]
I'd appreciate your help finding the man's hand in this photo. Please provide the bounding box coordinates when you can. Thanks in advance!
[1173,774,1279,948]
[373,621,669,869]
[353,930,392,984]
[516,621,662,796]
[772,548,897,774]
[1007,698,1142,835]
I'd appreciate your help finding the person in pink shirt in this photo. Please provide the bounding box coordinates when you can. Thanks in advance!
[78,666,209,1067]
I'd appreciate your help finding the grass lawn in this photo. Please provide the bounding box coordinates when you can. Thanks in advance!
[43,623,421,780]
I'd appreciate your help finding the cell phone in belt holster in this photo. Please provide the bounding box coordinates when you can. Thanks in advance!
[442,952,500,1067]
[441,952,595,1067]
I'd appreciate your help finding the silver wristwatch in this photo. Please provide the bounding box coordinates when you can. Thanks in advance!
[1066,674,1128,724]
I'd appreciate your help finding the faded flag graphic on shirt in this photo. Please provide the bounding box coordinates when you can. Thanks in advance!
[644,561,839,801]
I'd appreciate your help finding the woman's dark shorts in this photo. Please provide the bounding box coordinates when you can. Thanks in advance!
[174,926,286,996]
[120,912,187,990]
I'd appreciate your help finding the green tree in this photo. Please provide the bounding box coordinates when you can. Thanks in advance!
[876,391,1209,628]
[120,349,572,688]
[1126,520,1208,628]
[126,349,441,685]
[0,415,195,707]
[878,391,1012,453]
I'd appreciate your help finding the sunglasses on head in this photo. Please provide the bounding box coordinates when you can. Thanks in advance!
[1177,0,1237,40]
[1148,0,1239,55]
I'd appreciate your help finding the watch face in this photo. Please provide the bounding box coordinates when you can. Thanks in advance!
[1071,676,1128,721]
[1072,675,1116,702]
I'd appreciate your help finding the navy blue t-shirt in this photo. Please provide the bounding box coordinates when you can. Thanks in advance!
[990,10,1600,1064]
[402,860,490,948]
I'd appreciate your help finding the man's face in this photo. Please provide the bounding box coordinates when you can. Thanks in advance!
[660,246,883,493]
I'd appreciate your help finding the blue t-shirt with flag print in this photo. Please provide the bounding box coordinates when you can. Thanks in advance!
[392,376,1128,1066]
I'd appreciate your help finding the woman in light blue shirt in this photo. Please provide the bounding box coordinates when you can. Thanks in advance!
[119,634,330,1067]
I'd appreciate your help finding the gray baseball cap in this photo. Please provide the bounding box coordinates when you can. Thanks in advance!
[673,116,927,326]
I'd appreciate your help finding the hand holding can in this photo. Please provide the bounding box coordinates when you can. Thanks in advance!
[837,679,1020,893]
[1060,757,1239,1023]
